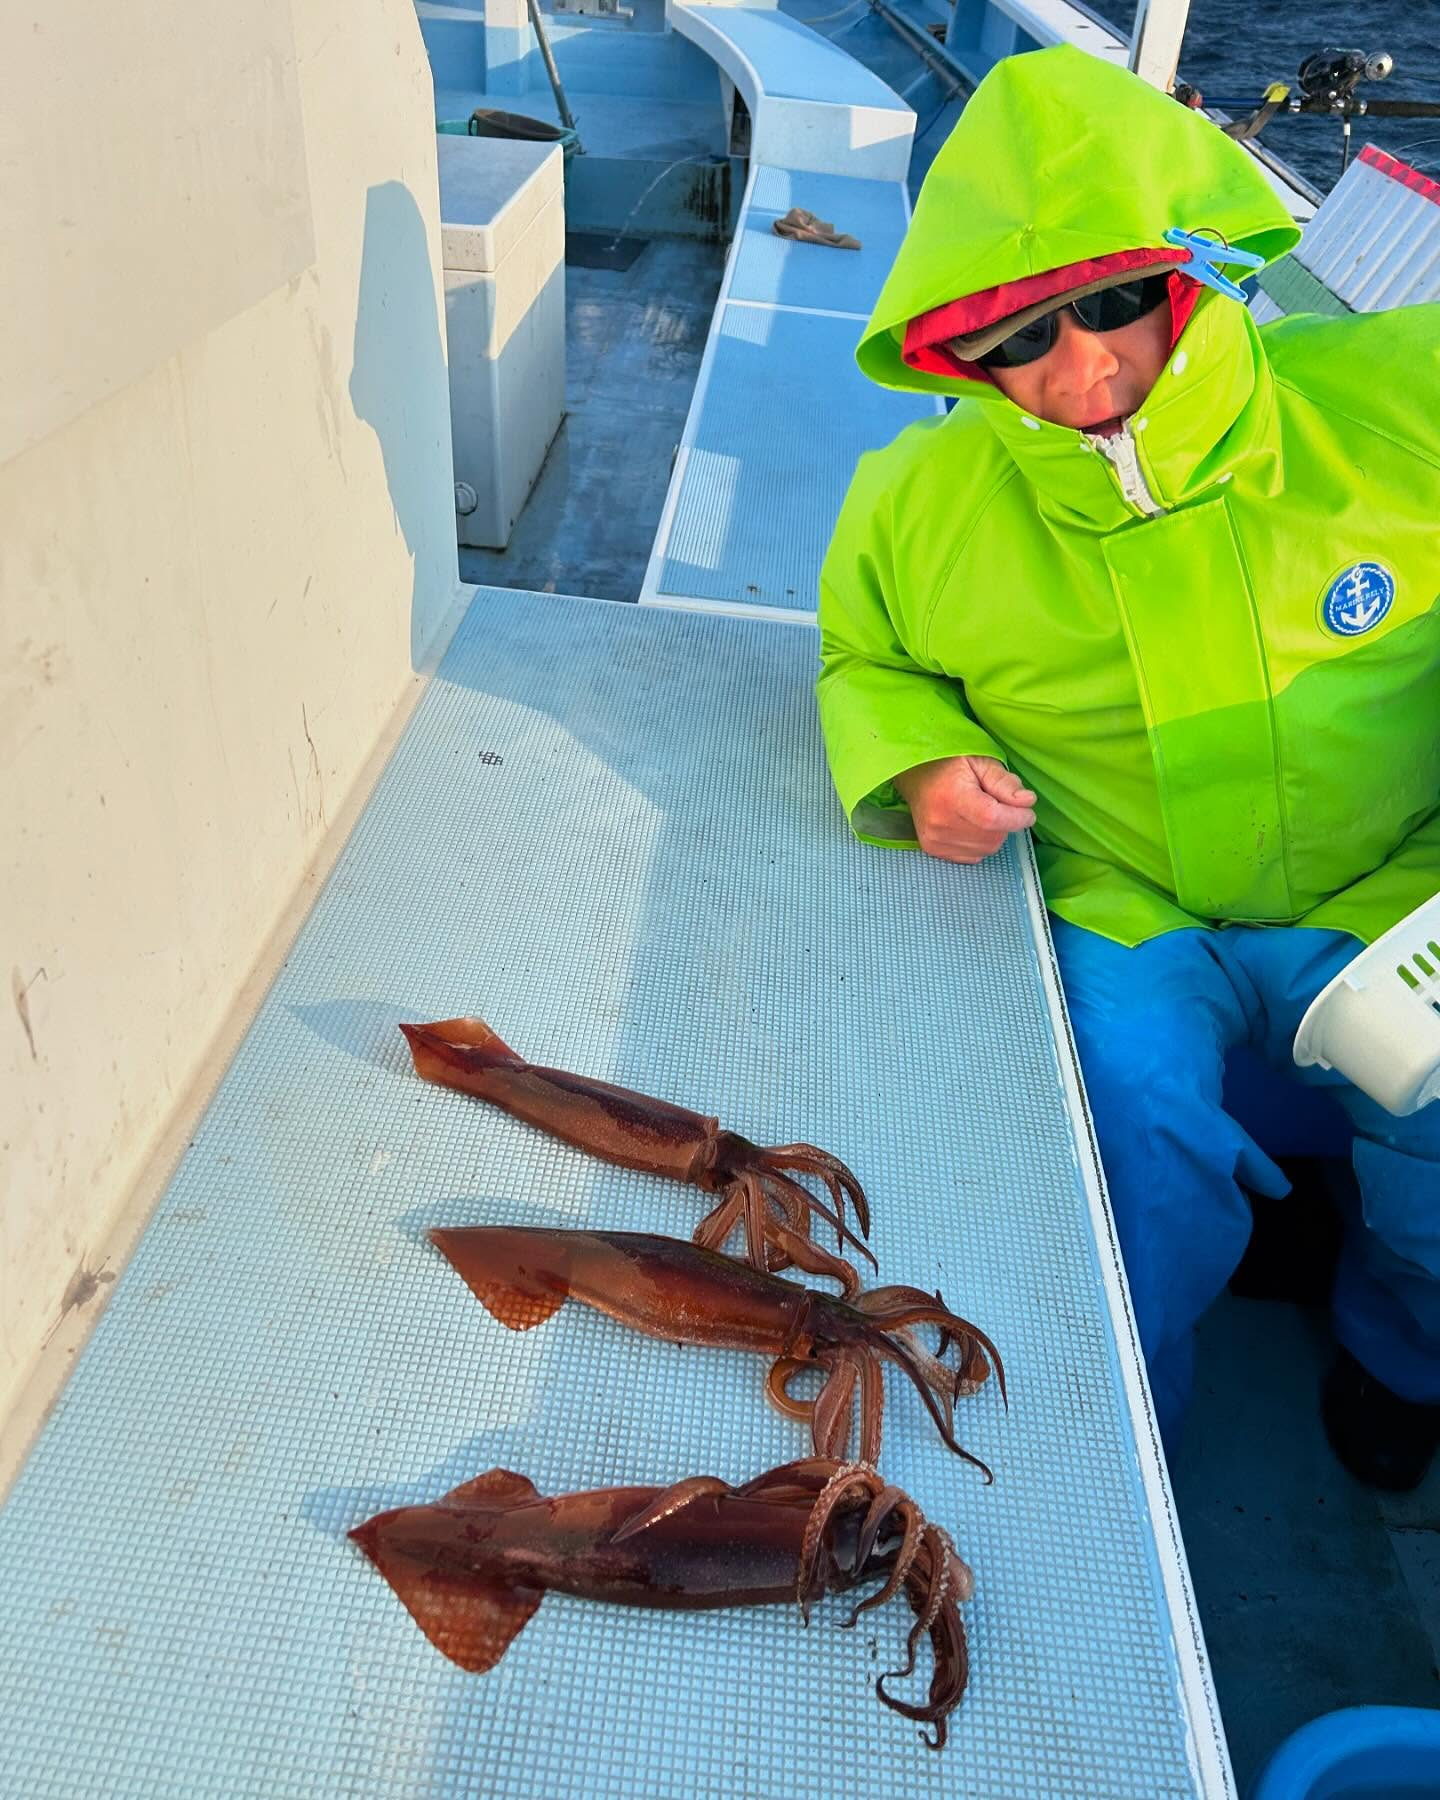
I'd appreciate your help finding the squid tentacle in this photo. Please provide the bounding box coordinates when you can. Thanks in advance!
[761,1146,872,1237]
[765,1163,867,1258]
[893,1333,963,1431]
[810,1355,860,1461]
[954,1332,994,1398]
[795,1462,880,1622]
[929,1288,955,1360]
[916,1531,959,1636]
[854,1282,957,1309]
[854,1291,1007,1406]
[842,1490,924,1627]
[856,1343,886,1467]
[734,1457,835,1503]
[845,1534,925,1632]
[765,1356,821,1424]
[611,1476,734,1542]
[691,1187,745,1252]
[889,1548,955,1689]
[756,1168,809,1234]
[751,1180,857,1287]
[871,1330,994,1483]
[724,1170,864,1292]
[739,1171,770,1274]
[759,1168,876,1270]
[875,1536,971,1749]
[768,1315,982,1470]
[900,1535,963,1675]
[743,1459,970,1749]
[765,1220,862,1301]
[853,1486,911,1571]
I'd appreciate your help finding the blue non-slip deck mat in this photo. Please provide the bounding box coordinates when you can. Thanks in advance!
[0,589,1221,1796]
[730,169,909,314]
[655,304,933,608]
[678,2,912,111]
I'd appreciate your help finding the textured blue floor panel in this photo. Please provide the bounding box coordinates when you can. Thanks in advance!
[730,169,909,314]
[680,2,911,110]
[0,591,1213,1797]
[748,163,911,227]
[657,304,935,607]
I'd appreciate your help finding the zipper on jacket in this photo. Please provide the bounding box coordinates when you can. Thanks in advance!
[1089,422,1167,518]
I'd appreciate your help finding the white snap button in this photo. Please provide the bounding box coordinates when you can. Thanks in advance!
[1218,472,1233,484]
[1135,416,1149,432]
[1020,416,1041,431]
[1172,351,1188,375]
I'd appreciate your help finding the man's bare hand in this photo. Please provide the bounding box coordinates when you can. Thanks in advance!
[893,756,1037,865]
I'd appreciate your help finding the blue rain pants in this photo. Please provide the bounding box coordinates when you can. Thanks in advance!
[1051,919,1440,1446]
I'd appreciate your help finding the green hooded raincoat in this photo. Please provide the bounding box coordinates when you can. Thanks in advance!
[817,46,1440,948]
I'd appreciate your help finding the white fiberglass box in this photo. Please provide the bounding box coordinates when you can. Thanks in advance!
[439,136,565,549]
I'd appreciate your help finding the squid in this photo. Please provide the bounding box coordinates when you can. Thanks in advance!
[350,1457,972,1748]
[429,1226,1004,1478]
[399,1017,873,1296]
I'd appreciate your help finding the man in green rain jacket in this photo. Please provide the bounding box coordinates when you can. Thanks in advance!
[817,44,1440,1484]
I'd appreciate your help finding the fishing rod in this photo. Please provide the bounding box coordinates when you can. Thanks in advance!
[1175,47,1440,181]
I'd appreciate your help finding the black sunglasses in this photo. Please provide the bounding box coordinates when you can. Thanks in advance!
[974,273,1172,370]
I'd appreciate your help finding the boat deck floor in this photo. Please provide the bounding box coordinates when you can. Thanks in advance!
[1175,1292,1440,1788]
[459,237,726,602]
[0,591,1221,1797]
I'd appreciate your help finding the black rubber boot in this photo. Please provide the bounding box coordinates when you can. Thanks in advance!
[1321,1348,1440,1493]
[1228,1158,1344,1304]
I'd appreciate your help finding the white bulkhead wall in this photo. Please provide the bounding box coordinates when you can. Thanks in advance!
[0,0,462,1438]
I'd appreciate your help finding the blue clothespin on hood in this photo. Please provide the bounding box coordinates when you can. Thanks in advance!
[1163,227,1267,301]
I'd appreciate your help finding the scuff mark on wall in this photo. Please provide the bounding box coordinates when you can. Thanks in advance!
[301,703,327,830]
[29,641,68,686]
[11,965,46,1061]
[307,303,349,480]
[287,745,303,829]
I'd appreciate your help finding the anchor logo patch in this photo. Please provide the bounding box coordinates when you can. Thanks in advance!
[1321,561,1395,637]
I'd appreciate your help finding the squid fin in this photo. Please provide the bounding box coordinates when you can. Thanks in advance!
[350,1468,544,1673]
[428,1017,523,1061]
[441,1467,539,1506]
[353,1532,542,1673]
[430,1229,568,1331]
[612,1476,732,1543]
[399,1017,524,1079]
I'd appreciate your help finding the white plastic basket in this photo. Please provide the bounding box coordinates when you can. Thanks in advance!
[1293,893,1440,1116]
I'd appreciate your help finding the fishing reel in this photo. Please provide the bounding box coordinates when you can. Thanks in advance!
[1295,48,1394,110]
[1187,43,1431,182]
[1291,47,1399,178]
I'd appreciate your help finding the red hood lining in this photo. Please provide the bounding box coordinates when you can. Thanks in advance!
[902,250,1204,390]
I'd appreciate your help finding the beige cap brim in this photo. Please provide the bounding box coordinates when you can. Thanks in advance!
[947,258,1180,360]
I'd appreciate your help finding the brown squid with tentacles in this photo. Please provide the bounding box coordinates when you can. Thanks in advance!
[400,1017,874,1294]
[429,1226,1004,1478]
[350,1457,972,1748]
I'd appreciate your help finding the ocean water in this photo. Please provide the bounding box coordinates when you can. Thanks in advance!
[1102,0,1440,191]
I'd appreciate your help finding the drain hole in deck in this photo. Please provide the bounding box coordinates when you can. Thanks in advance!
[565,232,650,272]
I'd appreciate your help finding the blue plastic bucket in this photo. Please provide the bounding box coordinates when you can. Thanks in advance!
[1249,1706,1440,1799]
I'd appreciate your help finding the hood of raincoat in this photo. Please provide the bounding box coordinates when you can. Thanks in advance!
[856,44,1300,399]
[818,50,1440,953]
